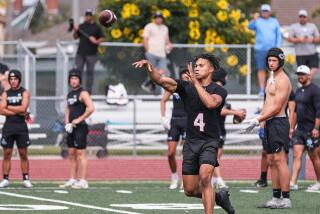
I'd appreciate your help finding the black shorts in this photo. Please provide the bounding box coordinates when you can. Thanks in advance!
[218,135,226,148]
[1,131,30,149]
[167,117,186,142]
[292,129,320,150]
[265,117,290,154]
[66,124,89,149]
[182,139,219,175]
[296,53,319,69]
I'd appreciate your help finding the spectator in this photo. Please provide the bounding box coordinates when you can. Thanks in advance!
[0,62,10,93]
[141,11,172,93]
[288,9,320,79]
[73,9,104,94]
[248,4,282,97]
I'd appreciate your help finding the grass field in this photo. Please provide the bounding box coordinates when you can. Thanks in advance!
[0,181,318,214]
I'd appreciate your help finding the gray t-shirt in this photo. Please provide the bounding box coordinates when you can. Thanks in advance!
[289,22,320,56]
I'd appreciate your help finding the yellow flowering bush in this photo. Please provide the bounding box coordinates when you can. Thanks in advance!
[239,64,248,76]
[99,0,253,44]
[226,55,239,67]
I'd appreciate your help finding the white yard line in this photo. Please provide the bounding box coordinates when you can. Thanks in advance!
[0,191,141,214]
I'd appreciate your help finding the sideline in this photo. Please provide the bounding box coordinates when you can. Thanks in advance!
[0,191,141,214]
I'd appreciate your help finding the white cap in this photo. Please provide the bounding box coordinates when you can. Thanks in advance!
[296,65,310,75]
[261,4,271,12]
[298,9,308,17]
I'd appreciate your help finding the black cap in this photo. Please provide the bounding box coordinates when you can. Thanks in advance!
[179,65,188,77]
[154,11,164,19]
[8,69,22,84]
[85,9,93,16]
[212,68,227,85]
[68,68,82,84]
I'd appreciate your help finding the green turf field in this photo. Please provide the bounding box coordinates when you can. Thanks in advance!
[0,181,318,214]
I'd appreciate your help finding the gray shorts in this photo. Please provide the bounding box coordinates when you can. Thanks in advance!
[145,52,168,75]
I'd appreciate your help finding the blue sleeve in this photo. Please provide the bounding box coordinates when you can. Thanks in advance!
[275,20,282,47]
[248,19,256,31]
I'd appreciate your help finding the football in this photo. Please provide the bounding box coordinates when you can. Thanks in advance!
[233,109,246,124]
[98,9,117,27]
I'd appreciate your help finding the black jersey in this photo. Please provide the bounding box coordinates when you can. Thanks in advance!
[5,87,26,124]
[175,80,227,141]
[172,92,186,118]
[217,102,231,137]
[67,88,86,125]
[3,87,28,134]
[295,83,320,132]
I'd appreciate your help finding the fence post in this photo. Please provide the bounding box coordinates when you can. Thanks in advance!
[132,96,137,156]
[246,44,252,95]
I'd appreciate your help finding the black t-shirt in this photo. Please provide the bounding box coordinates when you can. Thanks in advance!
[3,87,28,133]
[171,92,186,118]
[295,83,320,132]
[77,22,104,56]
[0,63,9,74]
[67,88,87,125]
[218,102,231,137]
[175,80,227,141]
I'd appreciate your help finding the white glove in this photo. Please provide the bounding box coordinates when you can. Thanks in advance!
[160,116,170,131]
[65,123,73,133]
[242,118,260,134]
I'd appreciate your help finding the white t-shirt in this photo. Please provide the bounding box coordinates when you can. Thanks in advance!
[143,22,169,58]
[289,22,320,56]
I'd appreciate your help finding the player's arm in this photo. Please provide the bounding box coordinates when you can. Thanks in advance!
[7,90,30,113]
[186,63,222,110]
[65,107,70,124]
[72,91,94,125]
[311,88,320,138]
[0,92,15,116]
[221,108,246,119]
[160,90,171,117]
[133,60,177,93]
[288,100,296,139]
[258,79,290,122]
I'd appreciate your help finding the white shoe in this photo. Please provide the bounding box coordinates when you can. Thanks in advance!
[216,179,229,190]
[23,180,33,188]
[169,178,179,189]
[71,179,89,189]
[276,198,292,209]
[290,182,298,191]
[258,197,282,208]
[59,179,77,188]
[0,179,9,188]
[307,182,320,191]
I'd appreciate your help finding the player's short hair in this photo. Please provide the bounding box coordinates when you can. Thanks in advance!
[194,54,220,70]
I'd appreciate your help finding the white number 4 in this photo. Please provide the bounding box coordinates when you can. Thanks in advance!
[194,113,205,132]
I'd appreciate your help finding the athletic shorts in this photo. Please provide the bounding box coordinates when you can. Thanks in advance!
[218,135,226,148]
[292,129,320,150]
[167,117,186,142]
[66,124,89,149]
[254,50,268,71]
[145,52,168,75]
[296,53,319,69]
[182,139,219,175]
[265,117,290,154]
[1,131,30,149]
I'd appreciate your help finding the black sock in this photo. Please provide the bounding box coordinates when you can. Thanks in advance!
[282,191,290,199]
[260,172,267,181]
[3,175,9,180]
[273,189,281,198]
[22,173,29,181]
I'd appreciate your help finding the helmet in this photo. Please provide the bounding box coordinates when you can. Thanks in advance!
[8,69,22,84]
[212,68,227,85]
[266,47,285,71]
[68,68,81,84]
